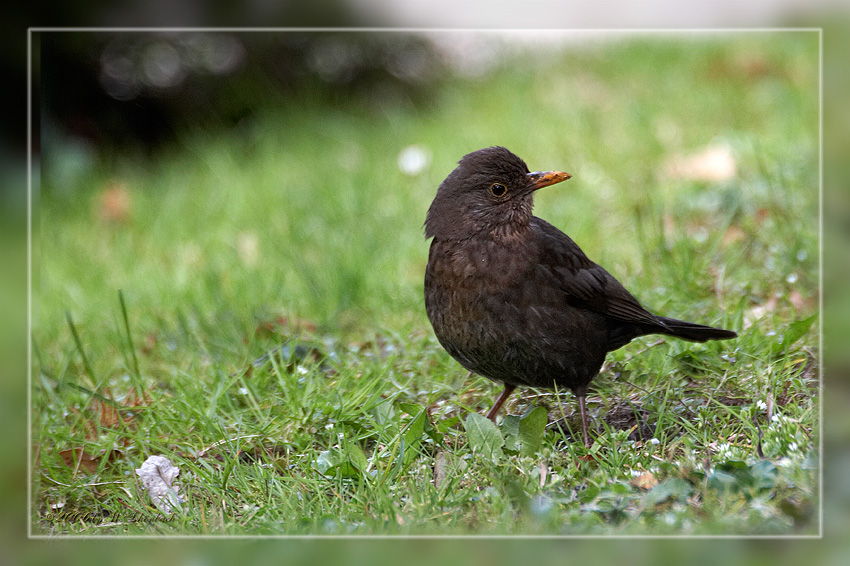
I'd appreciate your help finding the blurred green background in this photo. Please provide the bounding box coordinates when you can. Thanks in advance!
[36,30,819,337]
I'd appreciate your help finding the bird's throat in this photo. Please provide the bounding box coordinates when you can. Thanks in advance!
[488,200,535,241]
[487,219,533,242]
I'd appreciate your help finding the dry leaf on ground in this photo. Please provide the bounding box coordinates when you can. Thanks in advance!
[663,144,737,183]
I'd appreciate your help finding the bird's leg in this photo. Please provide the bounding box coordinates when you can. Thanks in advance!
[485,384,516,421]
[575,387,592,448]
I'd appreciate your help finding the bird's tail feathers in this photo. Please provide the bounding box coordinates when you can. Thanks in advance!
[655,316,737,342]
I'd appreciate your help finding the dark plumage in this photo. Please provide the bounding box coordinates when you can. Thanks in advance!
[424,146,736,447]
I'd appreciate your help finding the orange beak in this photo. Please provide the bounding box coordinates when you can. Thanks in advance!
[527,170,571,190]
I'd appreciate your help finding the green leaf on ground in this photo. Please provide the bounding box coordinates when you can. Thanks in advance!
[517,406,548,457]
[464,413,504,461]
[775,312,818,353]
[644,477,694,506]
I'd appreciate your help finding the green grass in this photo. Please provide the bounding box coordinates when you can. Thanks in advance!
[33,32,819,536]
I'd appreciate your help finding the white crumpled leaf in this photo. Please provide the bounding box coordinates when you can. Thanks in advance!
[135,455,185,515]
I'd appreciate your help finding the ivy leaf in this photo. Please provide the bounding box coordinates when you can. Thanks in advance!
[369,399,395,426]
[315,450,334,475]
[399,407,427,468]
[464,413,504,461]
[501,406,547,456]
[437,415,461,433]
[644,477,693,506]
[708,459,778,495]
[339,440,368,477]
[398,402,423,416]
[772,312,817,354]
[750,460,778,490]
[517,406,548,457]
[316,441,369,480]
[500,415,521,453]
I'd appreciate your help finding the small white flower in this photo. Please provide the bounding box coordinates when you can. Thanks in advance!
[650,438,660,445]
[756,400,767,410]
[397,145,431,176]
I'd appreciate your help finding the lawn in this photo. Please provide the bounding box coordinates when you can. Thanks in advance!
[32,31,820,536]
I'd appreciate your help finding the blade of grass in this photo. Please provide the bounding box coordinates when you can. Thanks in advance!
[117,289,145,398]
[65,310,97,386]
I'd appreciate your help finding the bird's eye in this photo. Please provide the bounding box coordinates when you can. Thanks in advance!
[489,183,507,197]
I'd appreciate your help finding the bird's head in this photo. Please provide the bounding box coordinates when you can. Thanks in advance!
[424,146,570,240]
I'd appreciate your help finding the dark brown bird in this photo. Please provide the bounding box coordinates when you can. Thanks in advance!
[424,146,736,448]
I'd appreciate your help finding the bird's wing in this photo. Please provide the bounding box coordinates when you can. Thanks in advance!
[532,218,660,326]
